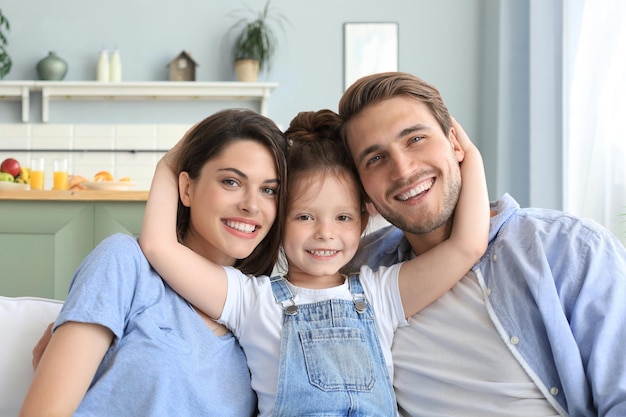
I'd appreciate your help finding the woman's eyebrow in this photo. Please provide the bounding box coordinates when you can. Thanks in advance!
[218,167,279,184]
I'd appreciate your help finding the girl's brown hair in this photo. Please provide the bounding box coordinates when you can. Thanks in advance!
[283,109,367,213]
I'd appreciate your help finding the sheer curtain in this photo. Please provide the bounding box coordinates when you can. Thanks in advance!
[564,0,626,245]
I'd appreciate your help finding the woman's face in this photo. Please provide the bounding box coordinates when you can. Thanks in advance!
[179,140,280,266]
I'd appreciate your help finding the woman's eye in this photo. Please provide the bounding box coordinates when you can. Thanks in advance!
[223,178,239,187]
[262,187,277,196]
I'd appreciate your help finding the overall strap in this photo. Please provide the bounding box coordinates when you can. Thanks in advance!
[270,276,298,315]
[348,274,368,314]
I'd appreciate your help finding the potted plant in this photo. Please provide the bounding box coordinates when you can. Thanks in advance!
[0,8,11,79]
[227,0,287,82]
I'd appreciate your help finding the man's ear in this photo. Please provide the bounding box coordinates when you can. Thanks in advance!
[178,171,192,207]
[448,126,465,163]
[365,202,379,216]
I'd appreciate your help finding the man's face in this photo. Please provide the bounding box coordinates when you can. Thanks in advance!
[344,96,464,237]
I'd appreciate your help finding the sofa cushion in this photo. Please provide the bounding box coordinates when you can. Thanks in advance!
[0,296,63,417]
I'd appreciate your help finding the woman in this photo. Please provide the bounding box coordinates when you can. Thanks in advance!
[19,109,288,417]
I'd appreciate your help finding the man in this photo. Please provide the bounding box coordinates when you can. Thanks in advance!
[340,72,626,416]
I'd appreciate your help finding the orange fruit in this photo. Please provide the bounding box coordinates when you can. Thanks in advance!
[94,171,114,182]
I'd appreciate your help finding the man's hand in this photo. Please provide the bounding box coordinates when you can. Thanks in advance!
[32,322,54,370]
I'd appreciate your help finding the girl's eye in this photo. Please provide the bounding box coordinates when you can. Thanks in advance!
[297,214,313,221]
[337,215,352,222]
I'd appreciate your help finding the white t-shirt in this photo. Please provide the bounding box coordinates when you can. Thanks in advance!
[392,271,560,417]
[220,263,407,417]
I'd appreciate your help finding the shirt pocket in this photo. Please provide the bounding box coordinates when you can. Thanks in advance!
[299,327,375,392]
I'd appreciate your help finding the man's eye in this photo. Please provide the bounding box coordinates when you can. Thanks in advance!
[410,135,424,144]
[366,154,382,167]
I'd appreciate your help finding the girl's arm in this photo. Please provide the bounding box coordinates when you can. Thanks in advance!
[399,118,489,318]
[139,146,228,321]
[19,322,113,417]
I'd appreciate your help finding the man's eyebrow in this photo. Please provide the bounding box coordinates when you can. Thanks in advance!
[398,123,431,138]
[356,124,433,165]
[218,167,279,184]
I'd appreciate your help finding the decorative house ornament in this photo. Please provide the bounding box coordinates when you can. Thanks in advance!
[167,51,198,81]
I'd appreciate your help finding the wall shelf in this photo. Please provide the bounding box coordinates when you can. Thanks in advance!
[0,81,278,122]
[0,81,31,122]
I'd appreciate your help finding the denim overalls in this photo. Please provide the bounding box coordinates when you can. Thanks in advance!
[270,275,397,416]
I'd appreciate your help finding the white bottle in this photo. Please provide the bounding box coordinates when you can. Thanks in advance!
[109,49,122,82]
[97,49,110,82]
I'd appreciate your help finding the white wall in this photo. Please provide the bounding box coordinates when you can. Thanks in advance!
[0,0,503,198]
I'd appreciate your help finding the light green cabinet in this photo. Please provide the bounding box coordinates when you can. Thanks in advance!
[0,200,145,300]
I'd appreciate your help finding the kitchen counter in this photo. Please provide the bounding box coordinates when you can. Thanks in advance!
[0,193,147,300]
[0,190,149,201]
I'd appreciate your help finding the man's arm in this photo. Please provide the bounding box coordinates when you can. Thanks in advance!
[32,322,53,370]
[20,322,113,417]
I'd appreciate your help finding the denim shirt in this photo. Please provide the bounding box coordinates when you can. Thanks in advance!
[350,193,626,417]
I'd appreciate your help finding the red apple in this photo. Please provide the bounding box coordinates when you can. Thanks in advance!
[0,158,21,177]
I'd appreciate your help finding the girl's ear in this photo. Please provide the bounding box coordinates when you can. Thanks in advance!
[360,210,370,234]
[178,171,192,207]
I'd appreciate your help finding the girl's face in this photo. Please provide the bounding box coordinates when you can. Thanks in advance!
[283,170,363,288]
[179,140,279,266]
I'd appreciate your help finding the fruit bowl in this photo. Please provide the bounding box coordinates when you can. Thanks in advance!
[82,181,136,191]
[0,182,30,191]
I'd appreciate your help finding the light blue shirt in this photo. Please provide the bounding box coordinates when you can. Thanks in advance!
[350,193,626,417]
[55,233,256,417]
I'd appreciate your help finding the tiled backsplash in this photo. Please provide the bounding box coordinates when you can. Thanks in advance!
[0,123,193,190]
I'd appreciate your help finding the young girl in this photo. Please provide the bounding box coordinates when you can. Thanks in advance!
[139,109,489,416]
[19,109,288,417]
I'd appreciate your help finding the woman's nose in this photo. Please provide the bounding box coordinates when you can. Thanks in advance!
[239,192,259,214]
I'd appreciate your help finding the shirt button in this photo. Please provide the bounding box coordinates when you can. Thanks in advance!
[485,288,491,296]
[492,254,497,262]
[510,336,520,345]
[550,387,559,396]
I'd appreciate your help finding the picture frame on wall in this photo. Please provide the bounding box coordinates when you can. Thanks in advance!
[343,22,399,91]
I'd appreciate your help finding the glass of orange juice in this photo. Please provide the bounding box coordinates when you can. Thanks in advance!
[30,157,45,190]
[53,158,68,190]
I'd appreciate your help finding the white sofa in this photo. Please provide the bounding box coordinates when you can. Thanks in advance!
[0,296,63,417]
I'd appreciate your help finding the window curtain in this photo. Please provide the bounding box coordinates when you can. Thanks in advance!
[564,0,626,245]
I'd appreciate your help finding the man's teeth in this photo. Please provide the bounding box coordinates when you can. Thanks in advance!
[308,250,338,257]
[397,179,433,201]
[225,220,256,233]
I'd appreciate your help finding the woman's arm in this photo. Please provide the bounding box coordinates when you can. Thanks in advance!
[19,322,113,417]
[399,118,489,318]
[139,147,228,320]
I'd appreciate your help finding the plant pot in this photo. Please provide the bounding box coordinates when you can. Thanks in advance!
[36,51,68,81]
[234,59,260,82]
